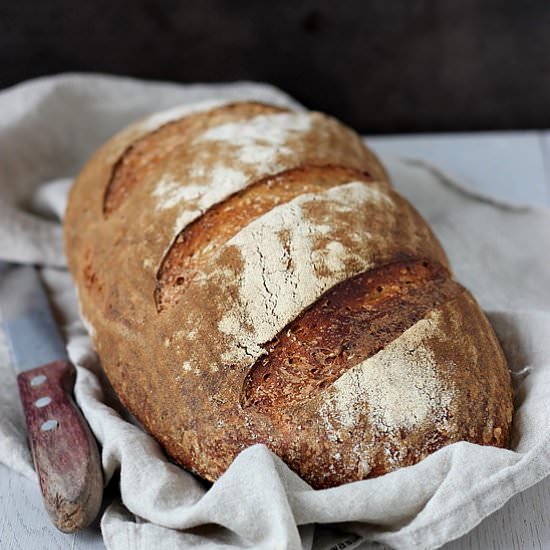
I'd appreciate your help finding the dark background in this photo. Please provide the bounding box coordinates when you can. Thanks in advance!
[1,0,550,134]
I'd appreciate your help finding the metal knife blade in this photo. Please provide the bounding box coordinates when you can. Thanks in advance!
[0,261,102,532]
[0,262,68,372]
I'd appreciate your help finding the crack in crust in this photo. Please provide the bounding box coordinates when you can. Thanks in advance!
[241,258,459,410]
[103,102,289,216]
[154,164,375,311]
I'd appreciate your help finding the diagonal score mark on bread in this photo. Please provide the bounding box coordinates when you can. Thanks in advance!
[82,102,390,327]
[103,102,289,215]
[242,258,458,410]
[207,181,450,368]
[103,101,386,219]
[155,164,377,311]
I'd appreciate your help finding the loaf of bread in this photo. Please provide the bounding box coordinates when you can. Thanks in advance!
[64,101,513,488]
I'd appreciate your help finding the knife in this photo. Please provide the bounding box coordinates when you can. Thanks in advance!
[0,262,103,532]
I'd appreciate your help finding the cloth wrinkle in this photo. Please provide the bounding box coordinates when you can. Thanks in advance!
[0,74,549,550]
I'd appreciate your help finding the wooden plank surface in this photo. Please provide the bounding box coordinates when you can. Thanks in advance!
[0,463,104,550]
[1,131,549,549]
[367,131,550,207]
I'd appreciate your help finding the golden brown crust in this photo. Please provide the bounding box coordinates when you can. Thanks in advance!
[104,102,289,215]
[64,100,513,489]
[155,164,377,311]
[242,259,459,410]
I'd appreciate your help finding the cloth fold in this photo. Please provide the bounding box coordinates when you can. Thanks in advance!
[0,74,549,550]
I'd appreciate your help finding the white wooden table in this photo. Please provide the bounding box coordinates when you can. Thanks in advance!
[1,131,549,549]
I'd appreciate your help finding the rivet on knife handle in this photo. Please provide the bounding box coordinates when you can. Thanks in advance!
[17,359,103,532]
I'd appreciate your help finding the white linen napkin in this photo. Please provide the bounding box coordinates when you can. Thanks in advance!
[0,74,549,550]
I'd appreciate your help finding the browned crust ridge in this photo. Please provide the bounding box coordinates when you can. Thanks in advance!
[155,164,376,311]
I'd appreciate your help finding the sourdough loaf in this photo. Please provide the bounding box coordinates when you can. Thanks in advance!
[64,101,513,488]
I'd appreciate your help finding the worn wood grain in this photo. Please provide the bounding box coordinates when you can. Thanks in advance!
[444,475,550,550]
[368,132,550,207]
[0,463,105,550]
[17,360,103,533]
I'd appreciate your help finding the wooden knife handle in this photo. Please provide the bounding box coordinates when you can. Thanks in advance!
[17,360,103,532]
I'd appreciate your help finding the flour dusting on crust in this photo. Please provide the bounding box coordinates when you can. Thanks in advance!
[216,182,395,363]
[321,309,455,436]
[149,112,315,236]
[197,113,312,171]
[153,166,248,231]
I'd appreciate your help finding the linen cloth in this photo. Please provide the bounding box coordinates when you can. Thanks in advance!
[0,74,549,550]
